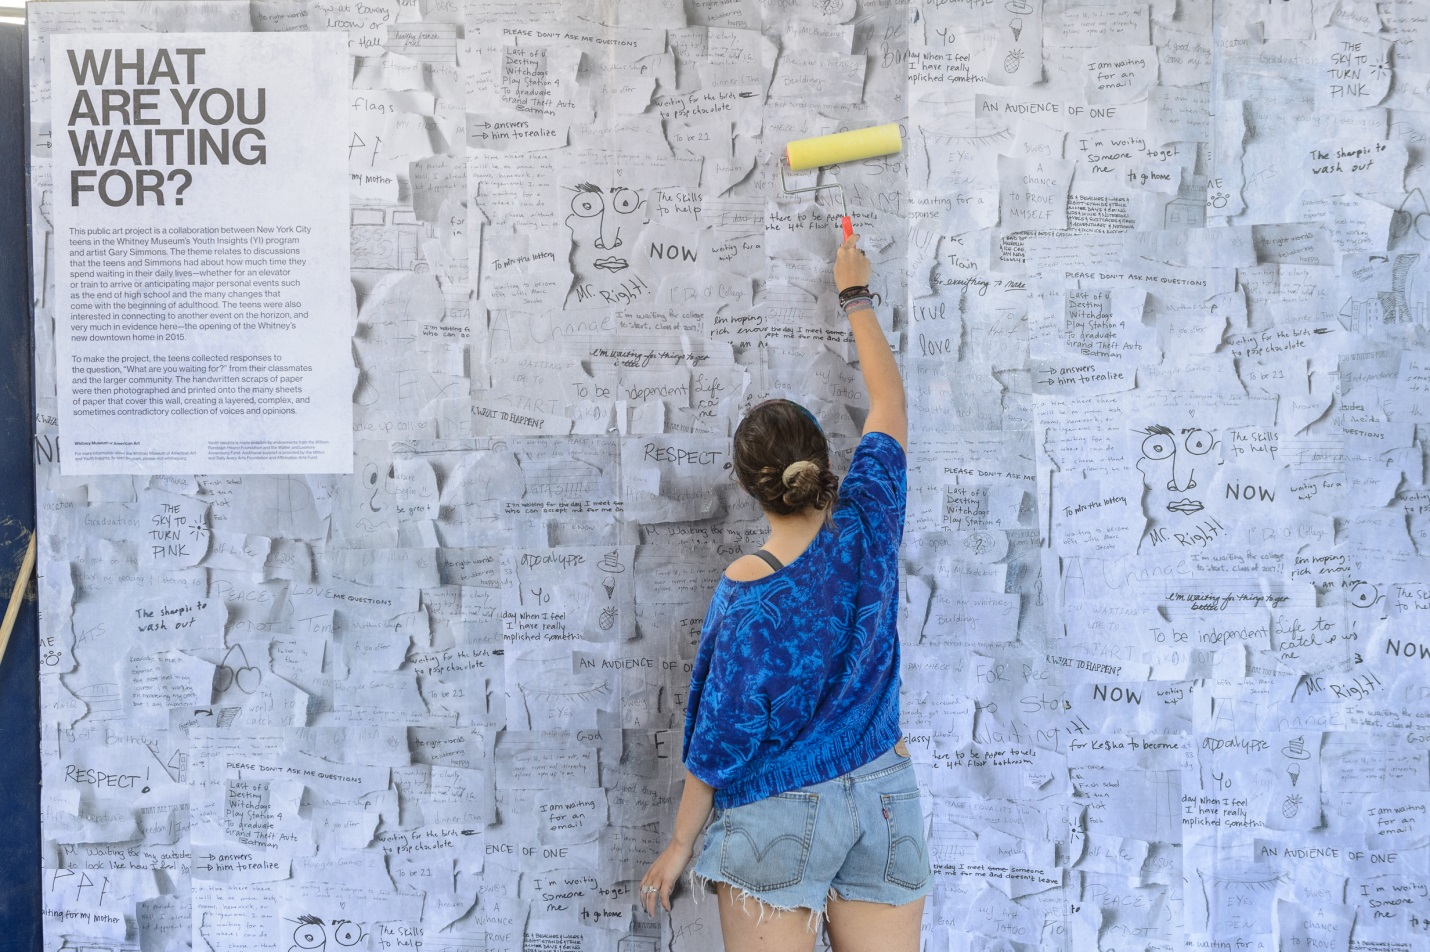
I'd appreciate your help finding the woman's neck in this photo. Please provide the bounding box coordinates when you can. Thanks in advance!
[762,506,827,556]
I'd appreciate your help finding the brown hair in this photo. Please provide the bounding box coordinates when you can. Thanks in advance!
[732,400,839,514]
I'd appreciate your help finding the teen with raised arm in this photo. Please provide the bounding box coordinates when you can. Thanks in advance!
[639,234,926,952]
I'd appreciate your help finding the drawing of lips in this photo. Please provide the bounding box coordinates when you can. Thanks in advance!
[1166,498,1204,514]
[594,257,629,272]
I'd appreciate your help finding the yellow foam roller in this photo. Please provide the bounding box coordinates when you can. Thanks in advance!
[785,123,903,171]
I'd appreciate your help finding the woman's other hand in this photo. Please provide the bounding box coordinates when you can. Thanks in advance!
[640,838,694,915]
[835,233,871,292]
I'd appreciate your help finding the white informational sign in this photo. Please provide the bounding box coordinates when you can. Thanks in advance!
[51,33,352,474]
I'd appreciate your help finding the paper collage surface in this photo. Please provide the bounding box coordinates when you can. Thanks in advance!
[23,0,1430,949]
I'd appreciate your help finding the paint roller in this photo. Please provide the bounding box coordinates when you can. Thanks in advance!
[780,123,903,240]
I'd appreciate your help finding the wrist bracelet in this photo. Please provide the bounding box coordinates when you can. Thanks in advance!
[840,295,874,318]
[838,285,871,302]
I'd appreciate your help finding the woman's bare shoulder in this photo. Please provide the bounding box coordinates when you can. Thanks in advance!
[723,554,775,582]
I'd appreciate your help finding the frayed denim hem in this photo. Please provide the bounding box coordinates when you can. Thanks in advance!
[688,870,837,933]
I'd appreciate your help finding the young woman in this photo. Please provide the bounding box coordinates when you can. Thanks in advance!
[639,234,929,952]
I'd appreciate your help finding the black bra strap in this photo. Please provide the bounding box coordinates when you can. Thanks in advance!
[752,549,784,571]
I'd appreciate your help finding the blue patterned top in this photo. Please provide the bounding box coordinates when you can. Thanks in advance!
[682,431,907,809]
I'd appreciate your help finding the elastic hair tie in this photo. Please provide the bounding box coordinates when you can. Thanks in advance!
[782,460,818,486]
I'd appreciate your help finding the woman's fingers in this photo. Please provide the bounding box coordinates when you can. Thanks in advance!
[638,874,674,915]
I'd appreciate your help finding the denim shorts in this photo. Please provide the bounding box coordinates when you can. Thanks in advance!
[692,746,932,915]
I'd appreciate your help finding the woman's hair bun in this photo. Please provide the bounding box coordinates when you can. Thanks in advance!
[779,459,837,512]
[782,460,818,486]
[732,399,839,515]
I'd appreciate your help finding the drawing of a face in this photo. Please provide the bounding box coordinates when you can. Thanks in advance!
[332,922,366,947]
[289,917,366,952]
[565,183,647,274]
[508,651,615,729]
[1348,581,1390,638]
[1349,581,1390,621]
[361,461,395,517]
[290,917,326,952]
[1350,581,1381,610]
[1138,424,1217,515]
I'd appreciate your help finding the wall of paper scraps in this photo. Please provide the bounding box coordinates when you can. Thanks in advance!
[26,0,1430,949]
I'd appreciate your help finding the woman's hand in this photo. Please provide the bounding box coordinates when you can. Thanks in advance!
[641,769,712,915]
[834,233,872,292]
[640,838,695,915]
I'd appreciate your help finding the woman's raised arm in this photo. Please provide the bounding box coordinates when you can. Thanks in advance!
[834,234,907,448]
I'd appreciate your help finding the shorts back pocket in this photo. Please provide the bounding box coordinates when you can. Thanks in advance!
[719,791,819,892]
[881,789,929,890]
